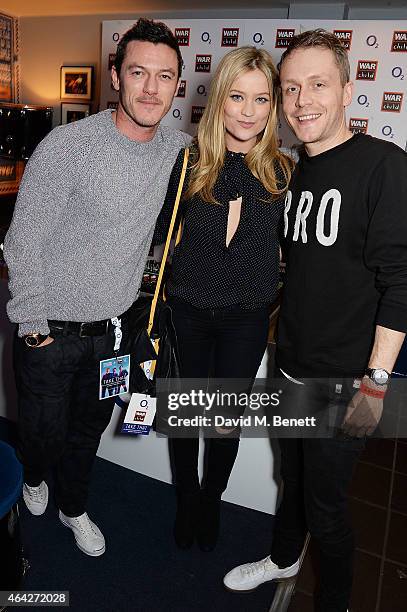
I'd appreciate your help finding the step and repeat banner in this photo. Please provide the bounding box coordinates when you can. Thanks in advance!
[101,19,407,151]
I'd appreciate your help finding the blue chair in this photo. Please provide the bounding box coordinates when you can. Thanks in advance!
[0,441,25,589]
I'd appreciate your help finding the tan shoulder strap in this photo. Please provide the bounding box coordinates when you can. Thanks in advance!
[147,148,189,335]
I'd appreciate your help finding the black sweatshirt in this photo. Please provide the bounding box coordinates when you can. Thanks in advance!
[154,148,287,310]
[276,133,407,378]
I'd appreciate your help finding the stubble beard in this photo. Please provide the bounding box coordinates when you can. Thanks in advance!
[120,91,173,130]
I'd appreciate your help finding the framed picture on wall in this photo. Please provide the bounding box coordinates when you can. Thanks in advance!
[60,66,93,100]
[61,102,90,125]
[0,13,16,102]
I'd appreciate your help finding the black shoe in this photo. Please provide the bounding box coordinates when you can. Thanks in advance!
[173,491,199,550]
[197,490,221,552]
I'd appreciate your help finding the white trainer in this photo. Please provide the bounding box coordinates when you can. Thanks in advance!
[223,555,300,592]
[23,481,49,515]
[59,511,106,557]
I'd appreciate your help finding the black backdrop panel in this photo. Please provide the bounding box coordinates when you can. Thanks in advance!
[0,104,53,160]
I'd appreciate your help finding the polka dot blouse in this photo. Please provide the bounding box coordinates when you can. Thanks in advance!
[154,147,287,310]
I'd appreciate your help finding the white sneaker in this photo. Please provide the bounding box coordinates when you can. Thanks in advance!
[23,481,49,515]
[59,511,105,557]
[223,555,299,592]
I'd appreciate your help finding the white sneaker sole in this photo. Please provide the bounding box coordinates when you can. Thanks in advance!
[59,515,106,557]
[224,572,297,593]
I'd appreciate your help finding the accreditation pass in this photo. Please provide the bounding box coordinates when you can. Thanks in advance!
[0,592,69,606]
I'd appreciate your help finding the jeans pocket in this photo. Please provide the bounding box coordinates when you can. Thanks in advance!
[23,335,65,372]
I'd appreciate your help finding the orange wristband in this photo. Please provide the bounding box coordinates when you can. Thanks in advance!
[360,382,386,399]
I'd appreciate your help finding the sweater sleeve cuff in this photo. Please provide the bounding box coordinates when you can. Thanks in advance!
[376,304,407,334]
[18,320,50,338]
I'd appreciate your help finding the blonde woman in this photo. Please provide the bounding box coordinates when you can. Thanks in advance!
[155,46,292,552]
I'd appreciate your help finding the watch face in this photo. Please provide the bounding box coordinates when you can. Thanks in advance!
[373,369,389,385]
[24,334,41,347]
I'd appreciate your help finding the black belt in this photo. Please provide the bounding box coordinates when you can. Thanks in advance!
[48,311,128,337]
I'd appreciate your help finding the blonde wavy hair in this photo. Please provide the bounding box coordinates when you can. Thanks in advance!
[185,46,293,204]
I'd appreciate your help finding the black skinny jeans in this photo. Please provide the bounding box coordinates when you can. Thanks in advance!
[168,297,270,496]
[270,375,365,612]
[13,325,124,516]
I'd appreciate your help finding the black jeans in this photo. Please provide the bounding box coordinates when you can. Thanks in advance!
[270,376,365,612]
[13,325,125,517]
[168,297,270,495]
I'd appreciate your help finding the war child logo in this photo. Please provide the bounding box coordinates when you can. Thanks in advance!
[176,80,186,98]
[333,30,353,50]
[356,60,378,81]
[349,118,369,134]
[108,54,116,70]
[195,54,212,72]
[221,28,239,47]
[191,106,205,124]
[381,92,403,112]
[275,29,295,48]
[174,28,190,46]
[391,31,407,52]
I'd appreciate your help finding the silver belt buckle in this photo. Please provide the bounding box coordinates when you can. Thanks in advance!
[79,323,88,337]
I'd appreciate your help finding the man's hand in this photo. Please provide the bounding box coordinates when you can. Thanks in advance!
[342,381,385,438]
[343,323,405,437]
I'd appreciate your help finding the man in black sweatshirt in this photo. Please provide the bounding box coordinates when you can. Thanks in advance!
[224,29,407,612]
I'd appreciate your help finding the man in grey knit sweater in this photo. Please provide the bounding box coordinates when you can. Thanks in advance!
[4,18,190,556]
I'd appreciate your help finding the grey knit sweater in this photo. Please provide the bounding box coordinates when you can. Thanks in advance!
[4,110,191,336]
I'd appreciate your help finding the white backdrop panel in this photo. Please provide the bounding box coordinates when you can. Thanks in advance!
[101,19,407,150]
[98,19,407,513]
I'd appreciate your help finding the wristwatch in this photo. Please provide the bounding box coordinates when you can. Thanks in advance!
[365,367,390,386]
[23,333,48,348]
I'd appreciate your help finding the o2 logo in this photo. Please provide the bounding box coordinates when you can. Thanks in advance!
[253,32,264,46]
[392,67,405,80]
[172,108,183,121]
[366,34,379,49]
[201,32,212,45]
[381,125,395,139]
[357,94,370,108]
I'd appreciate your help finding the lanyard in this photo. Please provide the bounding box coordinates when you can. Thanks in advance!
[111,317,122,353]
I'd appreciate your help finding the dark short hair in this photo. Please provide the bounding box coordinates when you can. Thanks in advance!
[279,29,350,86]
[114,18,183,79]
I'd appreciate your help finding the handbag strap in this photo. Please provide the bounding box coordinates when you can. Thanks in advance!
[147,147,189,336]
